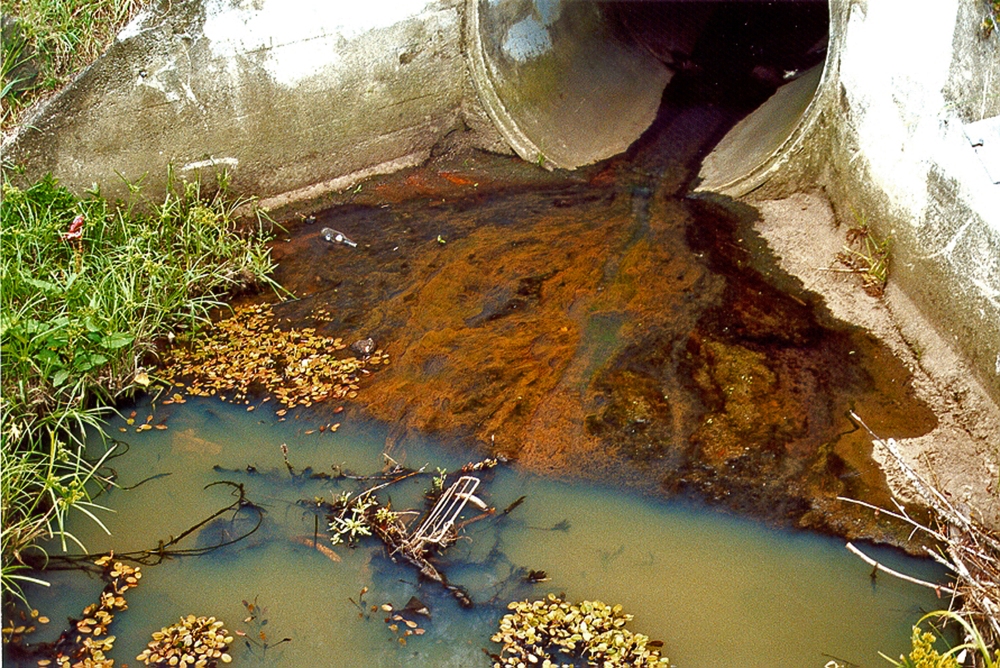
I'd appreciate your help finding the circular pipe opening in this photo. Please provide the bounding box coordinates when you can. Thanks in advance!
[466,0,830,179]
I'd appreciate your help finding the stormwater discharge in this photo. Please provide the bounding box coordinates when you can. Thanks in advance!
[15,396,944,667]
[6,9,951,663]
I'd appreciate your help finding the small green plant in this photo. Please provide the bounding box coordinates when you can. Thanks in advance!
[885,623,961,668]
[431,467,448,492]
[374,506,399,525]
[329,496,374,545]
[983,0,1000,39]
[884,611,1000,668]
[837,210,891,297]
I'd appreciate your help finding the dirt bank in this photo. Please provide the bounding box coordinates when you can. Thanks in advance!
[751,192,1000,529]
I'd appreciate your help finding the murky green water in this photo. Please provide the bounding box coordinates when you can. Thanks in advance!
[11,395,944,667]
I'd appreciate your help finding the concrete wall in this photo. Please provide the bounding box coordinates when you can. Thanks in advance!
[3,0,488,199]
[697,0,1000,402]
[2,0,672,199]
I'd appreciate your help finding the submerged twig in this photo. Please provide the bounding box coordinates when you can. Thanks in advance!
[33,481,264,569]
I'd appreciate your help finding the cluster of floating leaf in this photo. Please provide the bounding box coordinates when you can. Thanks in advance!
[24,555,142,667]
[135,615,233,666]
[159,303,389,409]
[491,594,670,667]
[379,598,429,646]
[118,409,168,433]
[0,609,49,649]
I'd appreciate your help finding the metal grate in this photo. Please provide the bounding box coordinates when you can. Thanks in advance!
[402,476,486,554]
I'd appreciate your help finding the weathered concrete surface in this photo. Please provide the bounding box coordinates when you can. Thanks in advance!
[697,0,1000,404]
[2,0,677,200]
[465,0,674,169]
[2,0,486,199]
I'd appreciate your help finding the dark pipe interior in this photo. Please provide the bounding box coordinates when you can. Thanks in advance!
[607,1,829,111]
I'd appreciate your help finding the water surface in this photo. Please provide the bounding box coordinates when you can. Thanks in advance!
[12,396,945,667]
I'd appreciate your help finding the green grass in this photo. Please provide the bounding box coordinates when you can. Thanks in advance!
[1,0,142,129]
[0,168,278,602]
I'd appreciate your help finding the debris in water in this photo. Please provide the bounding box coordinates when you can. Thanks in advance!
[159,303,388,409]
[321,227,358,247]
[350,337,376,357]
[312,459,499,607]
[403,596,430,617]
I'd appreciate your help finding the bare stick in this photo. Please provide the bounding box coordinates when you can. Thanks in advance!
[846,542,956,595]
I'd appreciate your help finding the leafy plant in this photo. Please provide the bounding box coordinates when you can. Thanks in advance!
[329,496,374,546]
[1,169,278,602]
[490,594,670,667]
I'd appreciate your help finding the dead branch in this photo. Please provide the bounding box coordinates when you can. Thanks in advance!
[845,542,956,595]
[845,410,1000,653]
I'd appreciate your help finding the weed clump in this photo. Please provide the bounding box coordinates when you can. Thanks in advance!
[837,215,891,298]
[0,171,276,601]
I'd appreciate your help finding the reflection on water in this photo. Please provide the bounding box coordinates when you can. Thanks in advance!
[9,396,944,667]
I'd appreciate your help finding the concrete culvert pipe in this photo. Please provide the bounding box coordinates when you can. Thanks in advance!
[466,0,830,171]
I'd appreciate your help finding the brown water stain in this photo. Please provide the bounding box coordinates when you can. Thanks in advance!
[252,145,937,548]
[240,55,946,547]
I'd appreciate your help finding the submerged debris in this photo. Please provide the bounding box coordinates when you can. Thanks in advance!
[159,303,389,408]
[350,337,376,357]
[321,227,358,247]
[313,458,500,607]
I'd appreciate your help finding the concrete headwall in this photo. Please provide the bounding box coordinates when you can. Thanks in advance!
[697,0,1000,401]
[3,0,487,199]
[2,0,672,199]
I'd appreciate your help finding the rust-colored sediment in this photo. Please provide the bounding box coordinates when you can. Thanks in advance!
[248,138,935,547]
[253,154,934,547]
